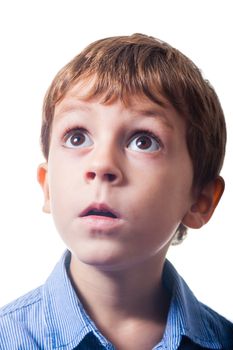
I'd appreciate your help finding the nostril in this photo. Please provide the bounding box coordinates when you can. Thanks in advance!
[85,171,118,182]
[86,172,96,180]
[105,173,117,182]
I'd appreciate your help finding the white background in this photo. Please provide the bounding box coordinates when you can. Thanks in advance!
[0,0,232,321]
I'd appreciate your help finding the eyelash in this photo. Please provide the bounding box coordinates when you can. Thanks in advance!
[63,126,87,141]
[62,126,163,149]
[128,129,162,145]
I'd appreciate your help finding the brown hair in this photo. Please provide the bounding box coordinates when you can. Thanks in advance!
[41,33,226,243]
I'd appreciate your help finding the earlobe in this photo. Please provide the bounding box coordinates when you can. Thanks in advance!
[182,176,225,229]
[37,163,51,214]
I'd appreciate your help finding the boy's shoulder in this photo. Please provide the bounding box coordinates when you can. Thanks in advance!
[178,304,233,350]
[164,260,233,348]
[198,301,233,340]
[0,286,42,317]
[0,286,45,349]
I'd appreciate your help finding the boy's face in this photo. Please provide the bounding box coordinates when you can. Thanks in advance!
[39,83,195,271]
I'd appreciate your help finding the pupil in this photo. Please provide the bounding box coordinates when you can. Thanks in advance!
[136,136,151,149]
[71,133,84,146]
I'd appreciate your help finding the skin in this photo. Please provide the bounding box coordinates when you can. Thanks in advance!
[38,82,224,350]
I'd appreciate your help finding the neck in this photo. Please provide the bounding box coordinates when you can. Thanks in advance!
[69,254,170,325]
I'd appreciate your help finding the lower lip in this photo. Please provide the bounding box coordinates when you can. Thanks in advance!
[79,215,124,232]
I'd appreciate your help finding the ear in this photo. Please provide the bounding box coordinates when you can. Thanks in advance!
[37,163,51,213]
[182,176,225,229]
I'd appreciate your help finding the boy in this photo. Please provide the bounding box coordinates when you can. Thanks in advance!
[0,33,232,349]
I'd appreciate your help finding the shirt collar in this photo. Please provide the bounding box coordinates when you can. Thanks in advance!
[163,260,233,349]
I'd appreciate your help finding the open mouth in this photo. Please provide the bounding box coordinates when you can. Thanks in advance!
[85,209,117,218]
[80,204,119,219]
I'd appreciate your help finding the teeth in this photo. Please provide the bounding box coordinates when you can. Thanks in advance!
[87,209,116,218]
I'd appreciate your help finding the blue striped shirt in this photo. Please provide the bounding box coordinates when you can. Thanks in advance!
[0,251,232,349]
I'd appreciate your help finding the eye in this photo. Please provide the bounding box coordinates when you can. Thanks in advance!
[127,132,161,153]
[63,128,93,148]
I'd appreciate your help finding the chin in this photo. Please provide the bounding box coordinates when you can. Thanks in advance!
[71,244,135,271]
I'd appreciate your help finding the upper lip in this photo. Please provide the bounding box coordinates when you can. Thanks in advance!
[80,203,120,219]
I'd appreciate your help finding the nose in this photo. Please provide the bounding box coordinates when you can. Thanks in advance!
[84,146,124,185]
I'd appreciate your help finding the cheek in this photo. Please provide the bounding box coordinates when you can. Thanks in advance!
[47,160,74,217]
[133,166,193,227]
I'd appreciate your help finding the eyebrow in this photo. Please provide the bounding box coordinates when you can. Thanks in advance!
[128,106,175,130]
[54,102,92,118]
